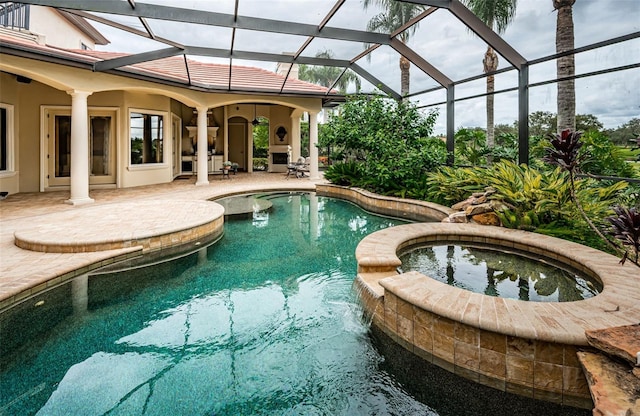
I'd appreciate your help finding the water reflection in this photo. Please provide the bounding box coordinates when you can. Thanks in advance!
[399,244,601,302]
[2,193,430,416]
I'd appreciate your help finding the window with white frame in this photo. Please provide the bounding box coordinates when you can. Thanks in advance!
[130,111,164,165]
[0,103,14,174]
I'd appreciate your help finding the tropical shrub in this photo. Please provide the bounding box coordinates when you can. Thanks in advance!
[454,128,487,166]
[321,94,445,194]
[579,131,637,178]
[322,161,361,186]
[425,160,627,237]
[252,157,268,171]
[424,165,485,206]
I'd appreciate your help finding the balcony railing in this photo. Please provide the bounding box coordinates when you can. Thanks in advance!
[0,3,30,30]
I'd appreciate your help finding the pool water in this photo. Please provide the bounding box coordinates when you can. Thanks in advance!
[399,244,601,302]
[0,193,590,416]
[1,193,426,415]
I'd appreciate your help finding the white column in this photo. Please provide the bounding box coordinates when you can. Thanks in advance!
[290,111,301,162]
[195,106,209,186]
[66,90,94,205]
[309,111,319,180]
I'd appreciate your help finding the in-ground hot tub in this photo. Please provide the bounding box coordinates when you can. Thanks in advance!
[398,243,602,302]
[355,222,640,409]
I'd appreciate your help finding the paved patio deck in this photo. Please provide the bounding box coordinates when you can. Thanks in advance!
[0,172,322,310]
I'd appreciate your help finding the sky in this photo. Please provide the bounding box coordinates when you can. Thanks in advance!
[94,0,639,134]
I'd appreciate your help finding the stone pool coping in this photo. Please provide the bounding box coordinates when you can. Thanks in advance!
[356,222,640,346]
[316,183,454,222]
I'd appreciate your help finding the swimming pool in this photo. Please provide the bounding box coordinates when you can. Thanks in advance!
[0,193,589,415]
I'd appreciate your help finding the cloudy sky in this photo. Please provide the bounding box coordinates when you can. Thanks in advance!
[94,0,639,133]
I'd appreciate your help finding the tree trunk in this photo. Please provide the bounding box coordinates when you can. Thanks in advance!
[554,0,576,133]
[484,47,498,157]
[400,55,410,97]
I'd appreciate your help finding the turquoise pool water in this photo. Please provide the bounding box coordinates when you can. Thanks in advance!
[1,193,423,415]
[0,193,589,416]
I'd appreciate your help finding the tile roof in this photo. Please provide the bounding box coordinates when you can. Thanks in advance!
[0,32,336,96]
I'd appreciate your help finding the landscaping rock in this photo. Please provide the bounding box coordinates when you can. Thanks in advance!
[577,351,640,416]
[585,324,640,367]
[449,187,509,226]
[470,195,487,205]
[471,212,501,226]
[465,203,494,216]
[447,212,469,223]
[452,200,472,211]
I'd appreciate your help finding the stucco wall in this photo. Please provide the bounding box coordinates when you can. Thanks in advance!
[0,74,133,193]
[0,72,184,192]
[269,106,295,146]
[29,6,96,49]
[0,73,19,194]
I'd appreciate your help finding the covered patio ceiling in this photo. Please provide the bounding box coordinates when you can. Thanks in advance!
[13,0,526,101]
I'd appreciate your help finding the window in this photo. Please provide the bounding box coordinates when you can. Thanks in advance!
[0,103,14,174]
[80,42,90,50]
[130,111,164,165]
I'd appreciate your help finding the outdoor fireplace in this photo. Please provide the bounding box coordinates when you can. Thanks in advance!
[272,153,288,165]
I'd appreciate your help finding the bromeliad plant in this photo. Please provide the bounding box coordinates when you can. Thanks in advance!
[543,129,639,268]
[606,206,640,267]
[542,129,610,245]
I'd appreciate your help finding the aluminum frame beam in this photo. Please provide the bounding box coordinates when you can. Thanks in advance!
[448,0,526,70]
[94,47,184,71]
[350,63,400,100]
[518,64,529,164]
[19,0,391,45]
[390,38,452,87]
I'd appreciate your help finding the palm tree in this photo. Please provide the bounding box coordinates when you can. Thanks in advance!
[461,0,518,155]
[298,50,361,93]
[554,0,576,133]
[363,0,426,97]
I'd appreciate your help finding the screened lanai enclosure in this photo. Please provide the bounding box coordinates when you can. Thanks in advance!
[3,0,640,164]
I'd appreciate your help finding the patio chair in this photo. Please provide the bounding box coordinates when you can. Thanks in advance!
[296,157,310,178]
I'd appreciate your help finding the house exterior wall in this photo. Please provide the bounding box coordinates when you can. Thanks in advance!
[0,52,324,196]
[0,72,19,194]
[29,6,97,49]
